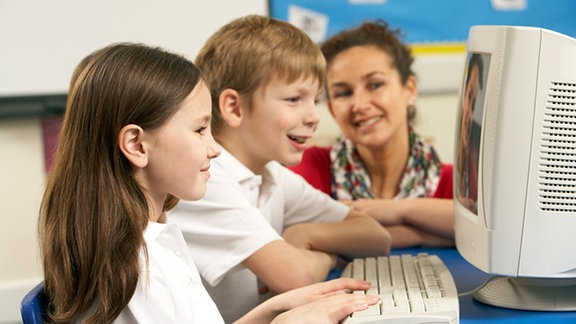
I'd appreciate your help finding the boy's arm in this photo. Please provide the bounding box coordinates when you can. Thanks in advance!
[282,209,391,259]
[243,240,336,294]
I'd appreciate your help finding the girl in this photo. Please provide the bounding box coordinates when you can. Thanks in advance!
[39,43,378,323]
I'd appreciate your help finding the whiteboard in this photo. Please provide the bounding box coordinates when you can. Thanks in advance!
[0,0,268,97]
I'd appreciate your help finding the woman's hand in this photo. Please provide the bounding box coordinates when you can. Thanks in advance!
[342,199,402,225]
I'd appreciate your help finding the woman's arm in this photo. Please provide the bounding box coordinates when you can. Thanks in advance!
[351,198,455,245]
[385,224,454,248]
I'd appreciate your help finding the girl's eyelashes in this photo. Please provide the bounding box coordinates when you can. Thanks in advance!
[195,126,208,135]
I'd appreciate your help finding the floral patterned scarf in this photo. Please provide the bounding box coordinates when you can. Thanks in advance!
[330,130,442,200]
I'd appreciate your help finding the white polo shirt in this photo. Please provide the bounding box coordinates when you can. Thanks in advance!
[115,222,224,324]
[168,148,349,323]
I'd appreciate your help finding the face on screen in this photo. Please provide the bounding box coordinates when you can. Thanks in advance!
[457,53,489,214]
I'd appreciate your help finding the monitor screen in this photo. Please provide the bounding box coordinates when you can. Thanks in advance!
[455,53,490,216]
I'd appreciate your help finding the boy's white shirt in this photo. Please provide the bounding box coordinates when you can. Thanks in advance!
[114,222,224,324]
[168,147,349,322]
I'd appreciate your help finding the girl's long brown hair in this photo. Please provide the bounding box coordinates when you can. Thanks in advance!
[39,43,201,323]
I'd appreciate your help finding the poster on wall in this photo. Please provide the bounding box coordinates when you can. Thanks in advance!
[269,0,576,92]
[270,0,576,46]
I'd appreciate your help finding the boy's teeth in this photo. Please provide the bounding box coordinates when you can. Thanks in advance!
[288,135,305,144]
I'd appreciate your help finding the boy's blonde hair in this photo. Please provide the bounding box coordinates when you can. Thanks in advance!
[196,14,326,135]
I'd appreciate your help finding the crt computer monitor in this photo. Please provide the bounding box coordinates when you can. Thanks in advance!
[454,25,576,311]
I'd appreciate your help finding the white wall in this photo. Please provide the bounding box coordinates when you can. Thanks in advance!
[0,1,461,322]
[0,119,46,323]
[0,1,268,322]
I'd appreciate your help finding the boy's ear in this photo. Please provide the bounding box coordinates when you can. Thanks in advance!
[219,88,243,128]
[118,124,148,168]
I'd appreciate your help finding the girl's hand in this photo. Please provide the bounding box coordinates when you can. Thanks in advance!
[272,277,373,309]
[236,276,379,324]
[271,290,380,324]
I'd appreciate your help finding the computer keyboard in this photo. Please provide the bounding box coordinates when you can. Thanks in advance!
[340,253,459,324]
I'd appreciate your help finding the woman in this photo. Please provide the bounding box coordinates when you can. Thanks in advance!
[290,21,454,248]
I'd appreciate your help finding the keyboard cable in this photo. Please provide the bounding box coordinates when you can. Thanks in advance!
[457,275,499,297]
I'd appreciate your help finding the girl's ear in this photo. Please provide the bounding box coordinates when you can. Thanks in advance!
[118,124,148,168]
[219,88,243,128]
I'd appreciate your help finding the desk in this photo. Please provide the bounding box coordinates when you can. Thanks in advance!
[337,247,576,323]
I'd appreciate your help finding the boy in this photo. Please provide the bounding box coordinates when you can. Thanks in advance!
[168,15,391,323]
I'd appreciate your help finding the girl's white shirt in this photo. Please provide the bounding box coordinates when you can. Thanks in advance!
[114,221,224,323]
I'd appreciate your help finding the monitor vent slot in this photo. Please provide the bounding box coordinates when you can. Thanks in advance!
[539,81,576,212]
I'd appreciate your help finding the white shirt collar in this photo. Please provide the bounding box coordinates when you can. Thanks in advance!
[214,147,277,207]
